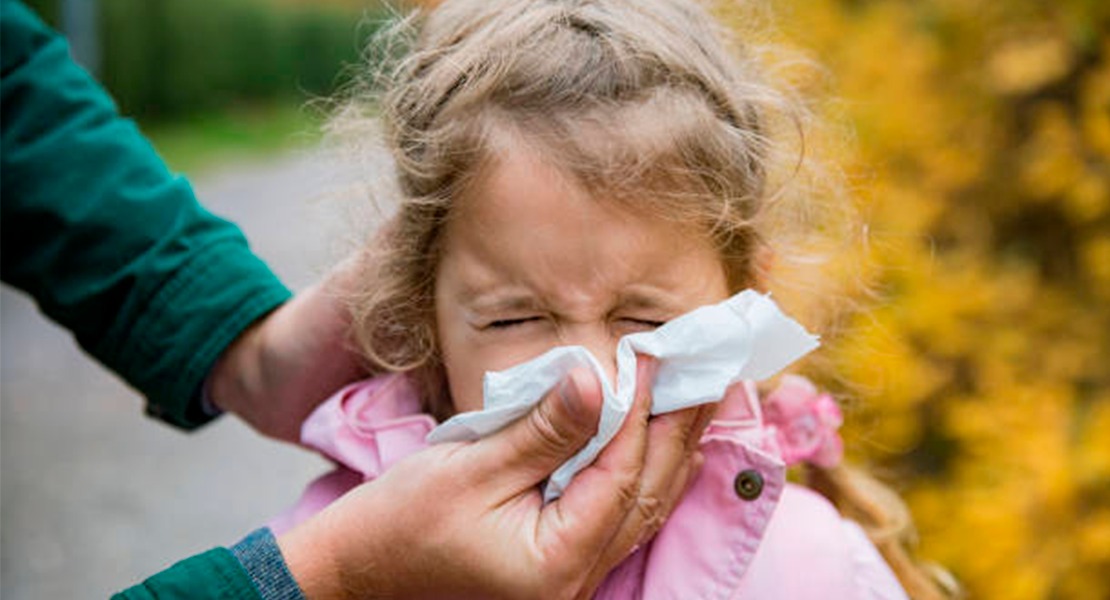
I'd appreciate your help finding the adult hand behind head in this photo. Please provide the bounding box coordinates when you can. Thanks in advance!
[207,254,368,443]
[277,356,711,599]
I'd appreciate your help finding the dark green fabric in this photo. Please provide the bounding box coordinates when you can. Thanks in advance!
[1,0,293,429]
[112,547,264,600]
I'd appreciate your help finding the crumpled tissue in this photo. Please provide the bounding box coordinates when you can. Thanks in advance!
[426,289,819,501]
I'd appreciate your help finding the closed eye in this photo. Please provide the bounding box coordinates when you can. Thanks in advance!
[486,317,542,329]
[620,318,667,330]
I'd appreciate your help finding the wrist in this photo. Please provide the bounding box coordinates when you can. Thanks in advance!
[277,487,398,600]
[209,279,368,442]
[207,302,310,442]
[208,316,267,416]
[278,513,349,600]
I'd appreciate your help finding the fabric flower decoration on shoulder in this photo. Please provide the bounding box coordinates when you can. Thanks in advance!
[762,375,844,468]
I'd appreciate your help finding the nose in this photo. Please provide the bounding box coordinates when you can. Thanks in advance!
[557,324,620,388]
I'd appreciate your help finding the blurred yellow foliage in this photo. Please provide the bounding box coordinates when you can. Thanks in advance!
[720,0,1110,597]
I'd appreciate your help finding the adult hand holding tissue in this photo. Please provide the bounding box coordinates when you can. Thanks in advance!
[428,290,819,501]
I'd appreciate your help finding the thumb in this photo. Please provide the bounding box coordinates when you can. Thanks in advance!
[468,368,603,491]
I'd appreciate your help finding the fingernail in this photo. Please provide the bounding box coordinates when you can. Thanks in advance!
[558,377,586,425]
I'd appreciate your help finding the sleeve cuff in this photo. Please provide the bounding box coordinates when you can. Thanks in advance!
[231,528,307,600]
[112,547,263,600]
[121,235,292,430]
[199,376,225,418]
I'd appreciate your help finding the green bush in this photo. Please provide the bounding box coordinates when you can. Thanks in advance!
[91,0,384,120]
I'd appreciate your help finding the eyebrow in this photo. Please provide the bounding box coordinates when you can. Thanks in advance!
[621,290,670,310]
[616,289,681,313]
[458,284,685,318]
[462,291,543,315]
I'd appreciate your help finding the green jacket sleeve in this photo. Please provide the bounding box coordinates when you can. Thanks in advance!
[112,548,263,600]
[0,0,293,429]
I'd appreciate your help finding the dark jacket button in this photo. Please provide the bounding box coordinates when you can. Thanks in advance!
[733,469,764,501]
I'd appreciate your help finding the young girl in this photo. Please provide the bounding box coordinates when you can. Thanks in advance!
[279,0,953,597]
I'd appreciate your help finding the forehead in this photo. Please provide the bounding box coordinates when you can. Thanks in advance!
[438,144,726,306]
[451,126,703,236]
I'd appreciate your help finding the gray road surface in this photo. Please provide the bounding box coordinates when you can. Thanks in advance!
[1,151,377,598]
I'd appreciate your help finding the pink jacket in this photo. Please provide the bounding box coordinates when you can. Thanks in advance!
[273,374,908,599]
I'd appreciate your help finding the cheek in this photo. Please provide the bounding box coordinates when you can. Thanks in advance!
[441,337,562,413]
[434,307,483,414]
[433,296,525,414]
[437,318,564,414]
[442,354,484,413]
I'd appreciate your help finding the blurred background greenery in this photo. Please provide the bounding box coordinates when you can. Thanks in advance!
[23,0,1110,597]
[24,0,388,170]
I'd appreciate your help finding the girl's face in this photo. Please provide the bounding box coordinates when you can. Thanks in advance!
[435,146,730,413]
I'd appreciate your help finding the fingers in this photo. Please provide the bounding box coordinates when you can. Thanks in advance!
[467,367,604,492]
[460,354,713,598]
[541,355,657,579]
[571,354,657,494]
[579,370,714,589]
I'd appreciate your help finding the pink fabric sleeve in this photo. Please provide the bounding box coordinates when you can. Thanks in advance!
[840,519,911,600]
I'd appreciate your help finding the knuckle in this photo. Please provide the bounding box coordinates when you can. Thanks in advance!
[615,479,640,513]
[669,416,694,448]
[527,401,572,455]
[635,495,666,533]
[679,429,701,462]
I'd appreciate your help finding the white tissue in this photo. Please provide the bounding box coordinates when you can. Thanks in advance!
[426,290,819,501]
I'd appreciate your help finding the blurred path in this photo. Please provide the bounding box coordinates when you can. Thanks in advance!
[1,150,368,598]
